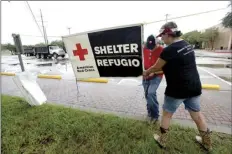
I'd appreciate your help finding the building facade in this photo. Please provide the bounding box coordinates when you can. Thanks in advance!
[201,24,232,51]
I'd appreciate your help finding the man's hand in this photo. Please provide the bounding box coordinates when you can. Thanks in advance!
[143,70,150,77]
[143,72,155,79]
[149,73,155,77]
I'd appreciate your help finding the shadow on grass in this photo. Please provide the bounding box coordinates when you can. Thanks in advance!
[2,95,232,154]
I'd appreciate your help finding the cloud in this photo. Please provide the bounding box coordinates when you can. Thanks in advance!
[2,1,229,45]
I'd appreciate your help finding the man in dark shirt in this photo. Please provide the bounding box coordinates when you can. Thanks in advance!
[143,22,212,151]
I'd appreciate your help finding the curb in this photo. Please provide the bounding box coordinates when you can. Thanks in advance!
[0,72,16,76]
[37,74,62,80]
[78,78,108,83]
[0,72,222,88]
[202,84,220,90]
[0,72,108,83]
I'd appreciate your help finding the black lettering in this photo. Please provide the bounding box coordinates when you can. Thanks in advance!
[85,68,95,72]
[77,69,84,72]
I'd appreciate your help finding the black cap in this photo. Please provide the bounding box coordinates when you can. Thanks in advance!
[146,35,156,50]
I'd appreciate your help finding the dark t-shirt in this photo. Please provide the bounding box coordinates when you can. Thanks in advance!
[160,40,202,98]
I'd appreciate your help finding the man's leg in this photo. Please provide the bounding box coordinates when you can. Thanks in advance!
[184,96,212,151]
[142,79,151,117]
[154,96,183,148]
[147,76,162,120]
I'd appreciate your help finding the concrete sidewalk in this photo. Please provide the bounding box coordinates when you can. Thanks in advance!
[2,68,231,134]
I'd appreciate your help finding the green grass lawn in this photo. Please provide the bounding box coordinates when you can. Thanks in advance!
[2,95,232,154]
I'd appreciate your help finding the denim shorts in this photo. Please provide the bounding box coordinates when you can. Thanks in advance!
[162,95,201,113]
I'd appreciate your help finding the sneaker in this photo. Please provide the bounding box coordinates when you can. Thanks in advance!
[150,118,159,124]
[154,133,167,148]
[146,116,152,122]
[146,116,158,124]
[154,127,169,148]
[196,128,212,151]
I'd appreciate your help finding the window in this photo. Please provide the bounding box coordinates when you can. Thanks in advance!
[49,46,59,50]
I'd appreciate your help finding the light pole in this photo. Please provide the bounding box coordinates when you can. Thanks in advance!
[40,9,48,45]
[67,27,71,34]
[165,14,169,23]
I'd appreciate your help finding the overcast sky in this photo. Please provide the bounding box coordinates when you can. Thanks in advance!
[2,1,230,45]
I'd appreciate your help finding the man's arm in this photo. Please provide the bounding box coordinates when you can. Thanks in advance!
[143,46,169,77]
[146,58,166,75]
[154,70,163,74]
[152,46,165,74]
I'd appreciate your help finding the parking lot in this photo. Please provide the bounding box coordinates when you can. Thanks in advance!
[1,50,232,84]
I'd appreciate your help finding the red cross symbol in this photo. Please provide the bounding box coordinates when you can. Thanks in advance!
[73,43,88,61]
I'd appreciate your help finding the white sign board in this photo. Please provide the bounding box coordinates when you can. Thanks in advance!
[63,24,143,79]
[13,72,47,106]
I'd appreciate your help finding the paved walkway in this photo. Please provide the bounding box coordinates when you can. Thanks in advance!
[2,67,231,134]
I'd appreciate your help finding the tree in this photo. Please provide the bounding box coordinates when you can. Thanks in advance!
[50,40,64,48]
[50,40,66,51]
[222,2,232,28]
[34,42,47,47]
[23,45,34,49]
[222,12,232,28]
[182,30,203,48]
[201,28,219,50]
[1,43,16,55]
